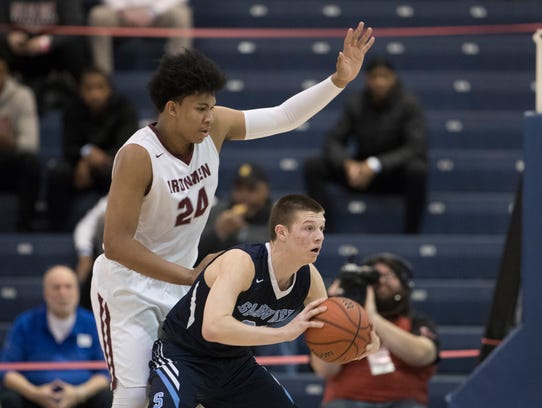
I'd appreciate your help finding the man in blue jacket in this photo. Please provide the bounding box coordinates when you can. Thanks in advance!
[0,265,112,408]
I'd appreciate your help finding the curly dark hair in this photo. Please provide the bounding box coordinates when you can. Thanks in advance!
[147,49,227,112]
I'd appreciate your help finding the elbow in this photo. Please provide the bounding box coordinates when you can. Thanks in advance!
[102,238,122,263]
[201,321,220,343]
[405,343,438,367]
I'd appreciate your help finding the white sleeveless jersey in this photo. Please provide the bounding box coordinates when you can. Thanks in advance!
[121,125,219,268]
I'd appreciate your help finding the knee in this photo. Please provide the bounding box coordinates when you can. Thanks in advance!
[159,5,193,27]
[88,5,119,26]
[404,159,428,179]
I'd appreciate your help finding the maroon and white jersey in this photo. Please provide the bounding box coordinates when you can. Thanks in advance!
[123,124,219,268]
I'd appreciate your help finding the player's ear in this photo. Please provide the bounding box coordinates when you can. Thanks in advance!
[275,224,288,240]
[165,100,178,116]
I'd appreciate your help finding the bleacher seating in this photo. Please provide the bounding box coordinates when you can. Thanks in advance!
[193,0,542,28]
[0,277,43,322]
[2,1,536,406]
[0,234,77,277]
[274,372,468,408]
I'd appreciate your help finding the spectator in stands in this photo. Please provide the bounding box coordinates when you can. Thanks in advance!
[74,195,107,310]
[88,0,193,75]
[0,265,112,408]
[0,50,40,232]
[304,56,428,234]
[311,252,439,408]
[197,162,273,263]
[46,67,138,232]
[0,0,89,114]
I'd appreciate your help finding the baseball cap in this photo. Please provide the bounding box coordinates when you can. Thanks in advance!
[234,162,268,187]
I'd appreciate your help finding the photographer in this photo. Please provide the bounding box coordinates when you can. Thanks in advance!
[197,162,273,263]
[311,252,439,408]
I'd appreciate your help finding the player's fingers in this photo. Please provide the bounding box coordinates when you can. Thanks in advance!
[361,33,376,53]
[307,297,328,308]
[303,304,327,322]
[308,320,325,329]
[357,25,373,46]
[351,21,365,46]
[343,27,354,49]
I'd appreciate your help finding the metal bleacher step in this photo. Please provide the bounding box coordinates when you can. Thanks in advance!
[438,325,485,375]
[217,146,522,195]
[273,371,467,408]
[197,34,534,72]
[0,233,76,277]
[315,233,504,280]
[303,189,515,235]
[0,277,43,323]
[194,0,542,28]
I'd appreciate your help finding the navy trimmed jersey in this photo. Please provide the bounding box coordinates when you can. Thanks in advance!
[159,242,311,358]
[148,243,311,407]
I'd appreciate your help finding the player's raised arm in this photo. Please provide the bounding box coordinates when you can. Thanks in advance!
[212,22,375,142]
[331,22,375,88]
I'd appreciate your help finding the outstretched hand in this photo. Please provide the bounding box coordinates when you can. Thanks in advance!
[332,22,375,88]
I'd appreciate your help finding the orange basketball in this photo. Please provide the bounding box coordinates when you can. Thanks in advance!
[305,296,372,364]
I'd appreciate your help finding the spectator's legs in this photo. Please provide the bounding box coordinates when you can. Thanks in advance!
[88,5,119,75]
[16,152,41,231]
[304,156,345,232]
[46,160,74,232]
[403,159,428,234]
[0,151,40,232]
[155,4,194,54]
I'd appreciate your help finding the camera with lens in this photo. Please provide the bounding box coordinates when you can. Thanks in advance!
[336,256,381,306]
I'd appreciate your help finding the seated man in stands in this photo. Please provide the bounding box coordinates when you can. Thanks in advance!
[0,265,112,408]
[304,56,428,234]
[0,50,40,232]
[46,67,138,232]
[197,162,273,263]
[311,252,439,408]
[0,0,89,113]
[88,0,193,74]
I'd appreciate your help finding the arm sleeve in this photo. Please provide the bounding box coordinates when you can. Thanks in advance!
[74,196,108,257]
[243,76,343,140]
[14,86,39,153]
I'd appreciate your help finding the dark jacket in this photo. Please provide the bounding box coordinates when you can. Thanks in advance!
[324,81,427,173]
[62,92,138,165]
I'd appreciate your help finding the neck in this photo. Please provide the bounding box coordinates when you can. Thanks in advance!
[269,242,301,288]
[154,119,193,157]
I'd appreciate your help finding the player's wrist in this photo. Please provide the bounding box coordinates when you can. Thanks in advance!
[330,73,349,89]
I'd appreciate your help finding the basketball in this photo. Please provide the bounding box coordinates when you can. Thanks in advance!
[305,296,372,364]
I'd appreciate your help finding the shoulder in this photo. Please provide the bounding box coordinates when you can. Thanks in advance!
[112,142,152,181]
[116,141,151,163]
[11,307,44,330]
[7,79,36,106]
[76,307,99,327]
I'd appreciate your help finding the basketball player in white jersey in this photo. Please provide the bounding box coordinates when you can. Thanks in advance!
[91,22,375,408]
